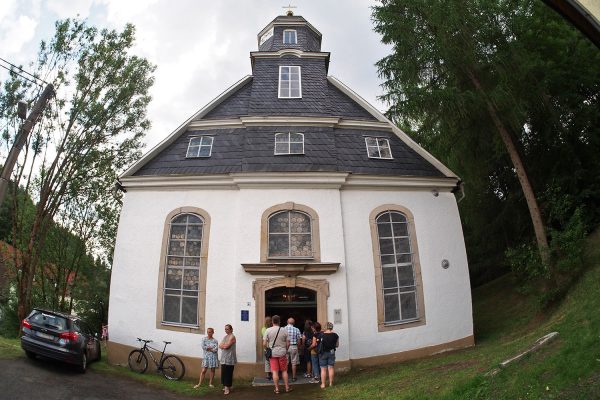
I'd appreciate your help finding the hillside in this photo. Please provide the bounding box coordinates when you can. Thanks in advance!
[321,231,600,399]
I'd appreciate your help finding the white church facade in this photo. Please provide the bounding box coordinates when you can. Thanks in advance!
[107,12,474,378]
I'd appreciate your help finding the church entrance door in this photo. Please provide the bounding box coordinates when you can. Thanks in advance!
[252,277,329,362]
[265,286,317,333]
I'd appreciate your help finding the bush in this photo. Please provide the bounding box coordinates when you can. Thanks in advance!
[0,295,20,338]
[506,192,588,305]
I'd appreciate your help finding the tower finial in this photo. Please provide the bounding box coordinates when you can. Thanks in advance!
[282,3,296,16]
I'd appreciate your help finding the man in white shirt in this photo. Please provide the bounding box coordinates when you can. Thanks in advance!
[285,317,302,382]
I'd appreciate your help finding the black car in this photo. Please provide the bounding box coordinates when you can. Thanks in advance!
[20,308,101,372]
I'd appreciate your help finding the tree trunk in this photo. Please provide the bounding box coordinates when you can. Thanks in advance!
[466,69,550,266]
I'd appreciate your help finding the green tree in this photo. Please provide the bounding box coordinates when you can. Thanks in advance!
[372,0,600,284]
[0,19,155,320]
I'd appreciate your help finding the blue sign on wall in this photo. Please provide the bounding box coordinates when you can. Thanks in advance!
[241,310,249,321]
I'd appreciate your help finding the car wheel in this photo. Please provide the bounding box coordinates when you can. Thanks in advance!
[24,350,36,360]
[79,352,87,373]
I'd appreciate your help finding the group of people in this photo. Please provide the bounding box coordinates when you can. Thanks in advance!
[192,317,339,396]
[193,324,237,395]
[262,316,340,393]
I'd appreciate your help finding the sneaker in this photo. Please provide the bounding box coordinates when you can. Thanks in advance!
[309,378,319,384]
[291,378,297,382]
[303,373,311,378]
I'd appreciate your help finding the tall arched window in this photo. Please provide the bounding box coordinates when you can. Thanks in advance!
[268,210,312,258]
[370,205,425,331]
[163,213,204,326]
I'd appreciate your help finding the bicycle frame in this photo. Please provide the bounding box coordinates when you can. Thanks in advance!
[139,340,169,370]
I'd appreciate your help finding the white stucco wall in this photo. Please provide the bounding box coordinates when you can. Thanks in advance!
[341,189,473,360]
[108,185,472,363]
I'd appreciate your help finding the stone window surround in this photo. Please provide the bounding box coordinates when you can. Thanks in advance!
[156,207,211,335]
[369,204,426,332]
[283,29,297,44]
[260,202,321,263]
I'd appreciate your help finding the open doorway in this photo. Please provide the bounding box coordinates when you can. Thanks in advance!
[265,286,317,332]
[265,286,317,374]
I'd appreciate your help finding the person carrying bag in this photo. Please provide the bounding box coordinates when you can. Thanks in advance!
[264,326,280,360]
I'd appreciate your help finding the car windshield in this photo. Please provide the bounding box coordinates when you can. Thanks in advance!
[30,311,68,330]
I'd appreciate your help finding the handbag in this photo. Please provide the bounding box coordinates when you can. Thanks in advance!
[264,327,281,361]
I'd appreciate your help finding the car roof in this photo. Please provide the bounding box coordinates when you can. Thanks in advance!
[32,308,79,321]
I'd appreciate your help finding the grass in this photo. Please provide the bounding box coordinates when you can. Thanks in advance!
[2,232,600,399]
[0,336,22,358]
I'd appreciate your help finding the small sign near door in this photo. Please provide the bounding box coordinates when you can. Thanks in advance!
[241,310,249,322]
[334,309,342,324]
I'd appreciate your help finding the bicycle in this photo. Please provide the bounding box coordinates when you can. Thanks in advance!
[128,338,186,380]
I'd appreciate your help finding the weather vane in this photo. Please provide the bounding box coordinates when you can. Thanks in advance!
[283,3,297,16]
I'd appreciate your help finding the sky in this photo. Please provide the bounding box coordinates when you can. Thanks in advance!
[0,0,391,150]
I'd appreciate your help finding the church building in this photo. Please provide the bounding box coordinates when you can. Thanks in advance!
[107,11,474,378]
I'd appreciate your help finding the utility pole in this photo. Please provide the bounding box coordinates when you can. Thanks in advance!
[0,83,55,205]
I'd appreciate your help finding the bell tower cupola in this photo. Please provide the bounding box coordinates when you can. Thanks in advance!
[257,12,323,52]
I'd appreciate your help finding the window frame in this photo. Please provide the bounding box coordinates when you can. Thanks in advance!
[260,202,321,263]
[365,137,393,159]
[274,132,305,155]
[267,210,313,259]
[283,29,297,44]
[278,66,302,99]
[156,207,211,334]
[369,204,425,332]
[186,136,214,158]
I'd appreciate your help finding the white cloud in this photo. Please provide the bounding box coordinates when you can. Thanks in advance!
[46,0,94,19]
[0,15,38,55]
[0,0,17,22]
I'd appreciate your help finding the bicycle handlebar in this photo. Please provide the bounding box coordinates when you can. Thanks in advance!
[136,338,173,345]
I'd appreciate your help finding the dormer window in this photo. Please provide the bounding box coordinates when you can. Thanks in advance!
[275,132,304,155]
[283,29,297,44]
[365,137,393,159]
[186,136,213,158]
[279,66,301,98]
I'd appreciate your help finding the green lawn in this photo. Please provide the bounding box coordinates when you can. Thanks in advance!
[2,233,599,399]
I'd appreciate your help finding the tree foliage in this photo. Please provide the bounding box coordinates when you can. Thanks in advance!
[0,19,155,321]
[372,1,600,287]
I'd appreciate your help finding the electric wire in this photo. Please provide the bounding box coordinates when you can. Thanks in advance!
[0,56,48,86]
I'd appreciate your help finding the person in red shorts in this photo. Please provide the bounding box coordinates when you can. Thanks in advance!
[263,315,292,394]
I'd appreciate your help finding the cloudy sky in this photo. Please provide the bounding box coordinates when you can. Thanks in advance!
[0,0,391,149]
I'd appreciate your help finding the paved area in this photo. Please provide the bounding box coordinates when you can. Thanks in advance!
[0,357,191,400]
[0,356,325,399]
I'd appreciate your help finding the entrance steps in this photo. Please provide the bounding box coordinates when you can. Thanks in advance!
[252,375,317,387]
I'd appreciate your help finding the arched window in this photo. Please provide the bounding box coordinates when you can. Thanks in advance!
[163,213,204,326]
[370,205,425,331]
[268,210,312,258]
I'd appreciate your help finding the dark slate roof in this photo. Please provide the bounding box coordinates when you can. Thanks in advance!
[130,14,448,180]
[134,126,443,177]
[202,76,376,121]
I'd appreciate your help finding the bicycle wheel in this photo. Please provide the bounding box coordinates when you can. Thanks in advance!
[128,350,148,373]
[160,355,185,380]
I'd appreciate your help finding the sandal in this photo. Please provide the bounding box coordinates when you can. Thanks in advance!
[286,387,293,393]
[274,389,280,394]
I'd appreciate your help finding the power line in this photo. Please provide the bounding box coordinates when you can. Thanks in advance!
[0,56,48,86]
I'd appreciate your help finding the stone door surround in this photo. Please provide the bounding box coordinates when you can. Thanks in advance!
[252,276,329,361]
